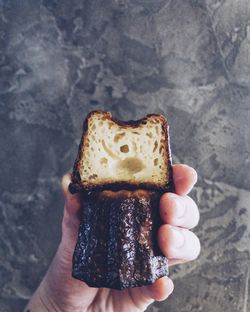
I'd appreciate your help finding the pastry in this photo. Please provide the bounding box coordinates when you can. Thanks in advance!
[70,111,174,289]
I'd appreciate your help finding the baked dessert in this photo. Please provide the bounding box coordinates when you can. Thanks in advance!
[69,111,173,193]
[70,111,174,289]
[73,190,167,289]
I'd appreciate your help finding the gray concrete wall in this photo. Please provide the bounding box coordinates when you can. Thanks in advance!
[0,1,249,311]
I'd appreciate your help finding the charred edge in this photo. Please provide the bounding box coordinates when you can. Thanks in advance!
[164,121,175,193]
[69,182,82,194]
[83,110,168,129]
[69,181,173,194]
[72,273,168,290]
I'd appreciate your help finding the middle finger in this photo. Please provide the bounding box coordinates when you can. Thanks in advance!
[158,224,201,262]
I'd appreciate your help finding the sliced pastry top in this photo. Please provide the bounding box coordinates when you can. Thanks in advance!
[70,111,173,193]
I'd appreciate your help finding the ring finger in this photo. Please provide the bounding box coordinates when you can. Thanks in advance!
[158,224,201,263]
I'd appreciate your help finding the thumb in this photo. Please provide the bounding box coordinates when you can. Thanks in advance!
[43,174,98,310]
[61,173,81,222]
[61,173,81,248]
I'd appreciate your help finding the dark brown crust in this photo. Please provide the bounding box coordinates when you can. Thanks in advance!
[72,189,168,289]
[69,110,174,194]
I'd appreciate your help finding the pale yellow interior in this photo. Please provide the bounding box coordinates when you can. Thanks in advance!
[79,115,168,186]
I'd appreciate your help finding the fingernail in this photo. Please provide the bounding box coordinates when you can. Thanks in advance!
[171,228,185,248]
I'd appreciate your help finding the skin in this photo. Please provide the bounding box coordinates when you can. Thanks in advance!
[25,164,200,312]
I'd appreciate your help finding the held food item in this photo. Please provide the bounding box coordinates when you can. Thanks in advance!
[70,111,174,289]
[73,190,167,289]
[69,111,173,193]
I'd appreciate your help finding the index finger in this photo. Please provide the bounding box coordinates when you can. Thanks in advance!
[172,164,198,195]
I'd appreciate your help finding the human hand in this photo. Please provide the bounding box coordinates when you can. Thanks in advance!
[25,164,200,312]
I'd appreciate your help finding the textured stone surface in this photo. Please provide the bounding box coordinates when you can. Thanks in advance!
[0,0,249,311]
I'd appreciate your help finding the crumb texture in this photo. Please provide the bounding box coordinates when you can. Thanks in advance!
[77,112,169,189]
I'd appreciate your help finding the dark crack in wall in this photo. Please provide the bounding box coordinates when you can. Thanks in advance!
[0,1,249,311]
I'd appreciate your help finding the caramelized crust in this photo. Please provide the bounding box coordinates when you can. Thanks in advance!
[72,189,168,289]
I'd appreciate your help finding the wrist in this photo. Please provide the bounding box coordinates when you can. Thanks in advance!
[24,279,56,312]
[25,245,85,312]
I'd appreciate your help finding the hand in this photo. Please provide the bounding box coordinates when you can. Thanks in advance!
[25,164,200,312]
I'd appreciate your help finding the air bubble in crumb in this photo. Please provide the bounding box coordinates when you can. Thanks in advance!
[153,140,158,152]
[120,145,129,153]
[100,158,108,165]
[114,132,125,143]
[89,174,98,180]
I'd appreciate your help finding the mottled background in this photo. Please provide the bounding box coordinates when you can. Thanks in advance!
[0,0,249,311]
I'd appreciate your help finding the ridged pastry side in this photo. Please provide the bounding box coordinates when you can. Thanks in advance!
[72,189,168,289]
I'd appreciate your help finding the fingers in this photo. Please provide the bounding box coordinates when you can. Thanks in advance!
[158,225,201,263]
[132,276,173,310]
[159,165,200,265]
[173,164,197,195]
[141,277,174,302]
[126,277,173,312]
[160,193,199,229]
